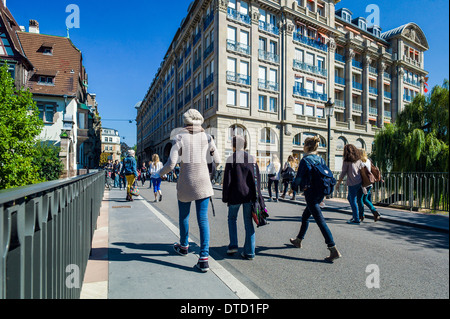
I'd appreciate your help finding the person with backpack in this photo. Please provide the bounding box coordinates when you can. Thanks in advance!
[222,135,262,260]
[280,155,297,200]
[157,109,220,272]
[335,144,364,225]
[290,136,341,263]
[359,149,381,222]
[120,150,138,202]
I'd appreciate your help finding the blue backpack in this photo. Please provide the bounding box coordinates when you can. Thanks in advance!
[303,156,336,196]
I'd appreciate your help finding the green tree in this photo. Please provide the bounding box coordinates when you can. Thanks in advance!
[373,80,449,172]
[0,63,44,189]
[32,142,64,182]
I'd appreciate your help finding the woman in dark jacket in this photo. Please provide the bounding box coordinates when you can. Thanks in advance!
[222,136,262,260]
[290,136,341,263]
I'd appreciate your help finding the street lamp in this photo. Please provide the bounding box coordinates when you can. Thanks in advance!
[324,98,335,169]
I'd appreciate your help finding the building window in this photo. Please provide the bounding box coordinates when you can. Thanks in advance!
[260,127,275,144]
[38,76,55,85]
[305,104,315,117]
[258,95,267,111]
[269,97,277,112]
[294,103,304,115]
[239,91,249,108]
[227,89,237,106]
[38,104,55,123]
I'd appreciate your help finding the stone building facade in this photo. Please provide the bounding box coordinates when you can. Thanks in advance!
[136,0,429,171]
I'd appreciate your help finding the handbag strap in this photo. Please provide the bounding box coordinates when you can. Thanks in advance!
[253,163,259,199]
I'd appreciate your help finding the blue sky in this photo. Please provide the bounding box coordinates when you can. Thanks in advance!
[8,0,449,146]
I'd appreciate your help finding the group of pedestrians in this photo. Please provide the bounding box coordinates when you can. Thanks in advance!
[116,108,382,272]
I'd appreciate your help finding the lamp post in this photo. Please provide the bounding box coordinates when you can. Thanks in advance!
[324,98,335,169]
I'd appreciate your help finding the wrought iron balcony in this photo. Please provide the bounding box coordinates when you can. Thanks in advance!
[259,21,279,36]
[335,75,345,85]
[227,71,251,85]
[293,86,327,101]
[293,33,328,52]
[353,81,363,90]
[258,79,279,92]
[259,49,280,63]
[227,40,251,55]
[293,59,327,77]
[227,7,251,25]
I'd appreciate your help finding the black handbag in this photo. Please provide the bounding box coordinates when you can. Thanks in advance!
[251,164,269,227]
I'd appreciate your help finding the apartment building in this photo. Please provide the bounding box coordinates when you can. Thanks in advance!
[136,0,429,171]
[101,128,122,162]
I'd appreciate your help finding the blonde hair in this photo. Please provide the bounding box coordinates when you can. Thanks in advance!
[304,136,320,153]
[272,154,280,164]
[152,154,160,166]
[360,149,368,162]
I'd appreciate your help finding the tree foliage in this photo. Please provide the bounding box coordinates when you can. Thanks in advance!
[373,80,449,172]
[0,63,44,189]
[32,142,64,182]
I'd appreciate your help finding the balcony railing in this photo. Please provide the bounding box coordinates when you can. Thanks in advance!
[335,75,345,85]
[369,66,378,74]
[259,49,280,63]
[293,33,328,52]
[293,86,327,101]
[384,110,392,118]
[203,12,214,30]
[193,84,202,97]
[227,7,251,25]
[227,40,251,55]
[259,21,279,36]
[384,91,392,99]
[204,72,214,88]
[293,59,327,77]
[352,59,363,69]
[369,107,378,115]
[384,72,391,80]
[203,41,214,59]
[404,78,420,87]
[193,57,202,71]
[353,81,363,90]
[352,103,363,112]
[227,71,251,85]
[193,31,201,46]
[335,99,345,108]
[258,79,279,92]
[335,53,345,63]
[369,86,378,95]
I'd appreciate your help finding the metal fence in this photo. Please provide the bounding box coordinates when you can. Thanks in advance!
[0,171,105,299]
[214,170,449,212]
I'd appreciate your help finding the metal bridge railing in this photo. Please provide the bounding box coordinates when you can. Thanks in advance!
[0,171,105,299]
[213,170,449,212]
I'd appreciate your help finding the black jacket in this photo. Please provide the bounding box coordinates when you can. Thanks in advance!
[222,151,262,206]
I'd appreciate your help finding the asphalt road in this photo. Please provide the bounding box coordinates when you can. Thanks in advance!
[139,181,449,299]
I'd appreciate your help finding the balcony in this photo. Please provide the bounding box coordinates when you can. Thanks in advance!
[227,71,251,85]
[258,79,279,92]
[384,110,392,118]
[369,86,378,95]
[184,45,191,58]
[352,103,362,112]
[293,86,327,102]
[369,66,378,74]
[204,72,214,88]
[203,12,214,30]
[259,49,280,63]
[335,99,345,109]
[259,21,279,36]
[184,69,191,81]
[352,59,362,69]
[193,57,202,71]
[335,75,345,85]
[369,107,378,116]
[404,78,420,87]
[404,94,412,102]
[353,81,363,90]
[335,53,345,63]
[227,40,251,55]
[193,31,202,46]
[293,59,327,77]
[193,84,202,97]
[293,33,328,52]
[227,7,251,25]
[203,41,214,59]
[384,72,391,80]
[384,91,392,99]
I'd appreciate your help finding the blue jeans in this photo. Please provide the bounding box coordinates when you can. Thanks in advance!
[348,183,363,222]
[297,191,335,247]
[228,202,255,257]
[151,177,162,192]
[178,198,210,258]
[360,186,377,218]
[114,174,120,188]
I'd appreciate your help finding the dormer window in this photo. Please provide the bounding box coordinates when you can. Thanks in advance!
[43,47,53,55]
[40,42,54,55]
[38,76,55,85]
[342,11,351,23]
[358,19,367,31]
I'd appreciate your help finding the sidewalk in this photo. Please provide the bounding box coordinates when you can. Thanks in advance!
[81,184,448,299]
[81,188,257,299]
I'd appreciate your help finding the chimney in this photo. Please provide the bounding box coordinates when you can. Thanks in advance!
[29,20,40,34]
[2,0,6,8]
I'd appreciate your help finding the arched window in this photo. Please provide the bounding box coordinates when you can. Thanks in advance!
[355,138,365,150]
[336,137,347,151]
[260,127,276,144]
[228,124,247,140]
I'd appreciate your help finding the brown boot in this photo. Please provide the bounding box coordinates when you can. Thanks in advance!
[290,237,303,248]
[325,246,342,263]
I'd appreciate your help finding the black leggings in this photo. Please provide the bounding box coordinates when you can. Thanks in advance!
[268,179,279,199]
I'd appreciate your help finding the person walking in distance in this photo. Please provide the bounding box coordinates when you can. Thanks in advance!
[158,109,220,272]
[290,136,341,263]
[335,144,364,224]
[150,154,164,202]
[280,155,297,200]
[140,162,148,186]
[359,149,381,222]
[266,154,281,202]
[222,136,261,260]
[120,150,138,201]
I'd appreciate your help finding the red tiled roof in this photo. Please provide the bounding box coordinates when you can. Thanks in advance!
[17,31,83,96]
